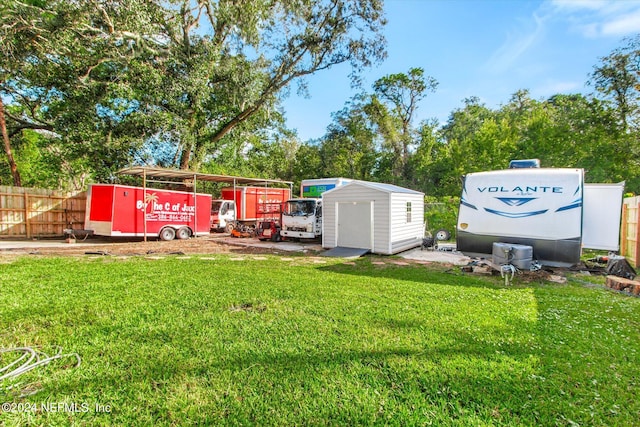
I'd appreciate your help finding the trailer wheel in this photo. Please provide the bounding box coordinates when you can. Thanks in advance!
[176,227,192,240]
[159,227,176,241]
[270,231,282,242]
[435,229,451,241]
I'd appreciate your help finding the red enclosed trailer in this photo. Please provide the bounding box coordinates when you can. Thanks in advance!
[85,184,212,240]
[211,186,291,232]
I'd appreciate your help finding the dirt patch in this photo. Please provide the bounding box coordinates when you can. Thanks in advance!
[0,234,303,258]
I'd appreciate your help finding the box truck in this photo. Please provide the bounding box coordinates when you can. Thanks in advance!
[281,178,352,239]
[85,184,212,240]
[210,186,291,233]
[456,166,624,267]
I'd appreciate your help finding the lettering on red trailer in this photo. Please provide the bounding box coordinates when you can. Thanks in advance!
[135,195,197,223]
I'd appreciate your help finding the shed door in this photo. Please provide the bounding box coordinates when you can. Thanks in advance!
[337,202,372,249]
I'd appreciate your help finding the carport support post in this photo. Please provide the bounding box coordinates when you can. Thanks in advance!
[143,168,147,242]
[193,173,197,237]
[233,178,238,227]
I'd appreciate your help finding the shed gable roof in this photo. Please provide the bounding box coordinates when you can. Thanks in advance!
[324,180,423,196]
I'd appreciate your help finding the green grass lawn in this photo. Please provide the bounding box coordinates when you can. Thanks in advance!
[1,254,639,426]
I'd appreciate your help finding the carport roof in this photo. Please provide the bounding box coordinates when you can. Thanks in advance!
[118,166,292,187]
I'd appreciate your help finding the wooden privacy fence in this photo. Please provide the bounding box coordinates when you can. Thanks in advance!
[0,186,87,238]
[621,196,640,267]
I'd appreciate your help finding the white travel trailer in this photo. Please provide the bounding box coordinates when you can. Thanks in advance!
[456,166,624,267]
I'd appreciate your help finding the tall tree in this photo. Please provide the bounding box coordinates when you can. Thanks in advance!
[589,35,640,188]
[1,0,387,187]
[319,100,378,180]
[0,0,47,186]
[0,96,20,186]
[437,97,501,181]
[366,67,437,179]
[405,118,444,195]
[590,35,640,132]
[158,0,388,170]
[0,0,168,188]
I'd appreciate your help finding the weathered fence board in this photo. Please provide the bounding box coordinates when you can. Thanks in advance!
[621,196,640,267]
[0,186,86,238]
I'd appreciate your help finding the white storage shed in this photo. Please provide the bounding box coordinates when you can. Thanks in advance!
[322,181,424,255]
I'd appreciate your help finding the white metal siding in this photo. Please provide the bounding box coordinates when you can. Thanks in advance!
[389,193,424,253]
[322,182,424,254]
[323,184,390,252]
[322,199,336,248]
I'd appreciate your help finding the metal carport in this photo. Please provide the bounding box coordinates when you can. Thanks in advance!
[117,167,292,241]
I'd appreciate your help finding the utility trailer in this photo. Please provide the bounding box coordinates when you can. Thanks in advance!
[456,166,624,267]
[210,186,291,233]
[85,184,212,241]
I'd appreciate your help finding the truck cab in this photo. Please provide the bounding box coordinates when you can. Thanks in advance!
[210,200,236,232]
[280,199,322,239]
[280,178,351,240]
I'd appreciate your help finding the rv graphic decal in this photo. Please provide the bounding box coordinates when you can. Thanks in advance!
[460,178,581,219]
[555,201,582,212]
[460,199,477,210]
[496,197,536,207]
[484,208,548,218]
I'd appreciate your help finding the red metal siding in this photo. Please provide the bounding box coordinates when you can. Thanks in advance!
[87,184,211,236]
[112,186,144,233]
[220,187,291,221]
[88,185,115,222]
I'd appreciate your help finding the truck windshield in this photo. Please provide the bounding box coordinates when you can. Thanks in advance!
[283,200,316,216]
[211,201,222,213]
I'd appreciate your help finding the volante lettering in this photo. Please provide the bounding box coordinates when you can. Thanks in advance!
[476,186,564,194]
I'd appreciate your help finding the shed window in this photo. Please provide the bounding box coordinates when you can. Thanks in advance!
[406,202,412,223]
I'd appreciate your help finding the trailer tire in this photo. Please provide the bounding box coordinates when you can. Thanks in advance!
[159,227,176,241]
[435,229,451,241]
[176,227,192,240]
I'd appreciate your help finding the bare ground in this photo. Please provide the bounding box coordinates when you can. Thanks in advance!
[0,234,299,258]
[0,235,599,284]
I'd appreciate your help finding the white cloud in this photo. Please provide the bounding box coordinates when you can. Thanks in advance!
[547,0,640,38]
[484,13,547,73]
[601,9,640,36]
[534,80,584,96]
[550,0,610,12]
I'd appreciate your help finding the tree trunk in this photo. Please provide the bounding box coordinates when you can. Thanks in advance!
[0,95,22,187]
[179,150,190,169]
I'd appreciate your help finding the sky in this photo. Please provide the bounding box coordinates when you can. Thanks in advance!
[281,0,640,141]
